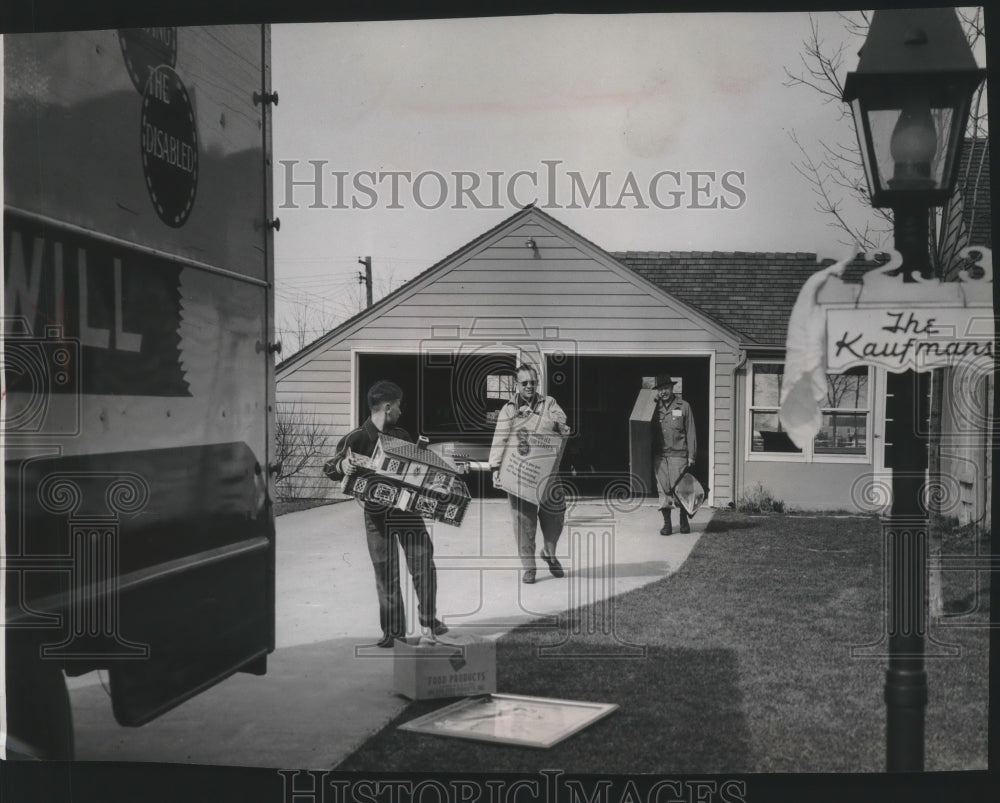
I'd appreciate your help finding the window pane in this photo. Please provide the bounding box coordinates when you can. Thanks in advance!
[825,368,868,410]
[752,364,783,407]
[751,411,802,453]
[486,373,516,400]
[814,413,868,455]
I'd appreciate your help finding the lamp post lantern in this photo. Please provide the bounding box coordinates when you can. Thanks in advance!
[841,8,985,772]
[843,8,985,210]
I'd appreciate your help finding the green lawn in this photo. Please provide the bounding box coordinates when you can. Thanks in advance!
[335,509,989,773]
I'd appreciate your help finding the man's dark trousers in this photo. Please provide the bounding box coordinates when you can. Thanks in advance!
[363,508,438,637]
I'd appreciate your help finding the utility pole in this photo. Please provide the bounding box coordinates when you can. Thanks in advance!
[358,256,373,309]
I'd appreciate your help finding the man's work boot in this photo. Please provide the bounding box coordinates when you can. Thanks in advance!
[679,507,691,534]
[659,508,672,536]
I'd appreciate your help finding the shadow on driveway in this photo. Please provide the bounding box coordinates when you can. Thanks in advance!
[335,644,753,774]
[71,636,409,769]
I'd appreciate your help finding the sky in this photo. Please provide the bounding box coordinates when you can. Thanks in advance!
[268,9,985,348]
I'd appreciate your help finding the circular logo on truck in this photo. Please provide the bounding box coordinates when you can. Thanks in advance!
[118,28,178,94]
[140,65,199,227]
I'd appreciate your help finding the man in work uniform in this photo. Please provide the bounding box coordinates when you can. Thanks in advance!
[325,379,448,647]
[652,374,697,535]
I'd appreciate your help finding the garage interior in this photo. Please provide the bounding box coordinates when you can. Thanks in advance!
[357,352,710,498]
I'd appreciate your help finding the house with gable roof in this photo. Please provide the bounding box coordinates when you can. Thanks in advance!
[277,192,991,519]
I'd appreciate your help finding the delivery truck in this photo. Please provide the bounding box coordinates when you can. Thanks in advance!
[2,25,279,759]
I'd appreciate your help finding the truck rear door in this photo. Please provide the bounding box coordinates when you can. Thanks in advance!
[3,25,277,726]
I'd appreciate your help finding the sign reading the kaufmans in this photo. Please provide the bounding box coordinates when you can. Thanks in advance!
[827,307,994,373]
[779,245,993,449]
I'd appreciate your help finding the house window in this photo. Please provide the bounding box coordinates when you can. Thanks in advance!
[750,364,801,454]
[815,369,869,455]
[486,373,516,400]
[749,363,870,460]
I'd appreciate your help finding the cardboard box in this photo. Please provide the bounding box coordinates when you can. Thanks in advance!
[393,634,497,700]
[341,472,472,526]
[495,430,566,505]
[398,481,472,527]
[370,433,463,496]
[628,389,659,496]
[340,433,471,526]
[342,471,405,507]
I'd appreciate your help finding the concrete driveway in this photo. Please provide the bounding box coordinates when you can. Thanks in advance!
[68,497,710,768]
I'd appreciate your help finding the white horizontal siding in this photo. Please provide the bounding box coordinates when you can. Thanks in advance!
[276,211,742,505]
[447,263,614,278]
[285,354,351,366]
[334,328,722,345]
[467,248,600,261]
[278,370,348,383]
[377,308,698,323]
[398,293,664,308]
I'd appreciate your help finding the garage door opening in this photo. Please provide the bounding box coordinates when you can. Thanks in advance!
[357,352,710,500]
[547,354,710,496]
[357,352,516,433]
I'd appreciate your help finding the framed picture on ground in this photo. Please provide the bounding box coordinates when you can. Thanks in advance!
[397,693,618,748]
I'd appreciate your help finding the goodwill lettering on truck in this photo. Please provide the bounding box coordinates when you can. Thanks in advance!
[2,25,277,761]
[3,220,269,454]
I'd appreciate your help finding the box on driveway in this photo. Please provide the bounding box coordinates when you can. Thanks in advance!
[393,634,497,701]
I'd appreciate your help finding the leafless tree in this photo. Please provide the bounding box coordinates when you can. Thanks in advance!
[276,262,407,356]
[825,370,866,409]
[274,400,331,500]
[783,10,988,257]
[277,296,352,356]
[373,266,401,303]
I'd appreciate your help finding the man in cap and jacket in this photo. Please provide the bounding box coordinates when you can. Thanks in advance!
[652,374,696,535]
[489,363,571,584]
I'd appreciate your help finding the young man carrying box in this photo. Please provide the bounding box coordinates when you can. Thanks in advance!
[326,380,448,648]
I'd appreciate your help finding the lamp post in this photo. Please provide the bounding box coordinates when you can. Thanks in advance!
[841,8,985,772]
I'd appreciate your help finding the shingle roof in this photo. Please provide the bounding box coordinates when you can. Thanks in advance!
[612,251,884,347]
[957,137,991,249]
[378,433,459,472]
